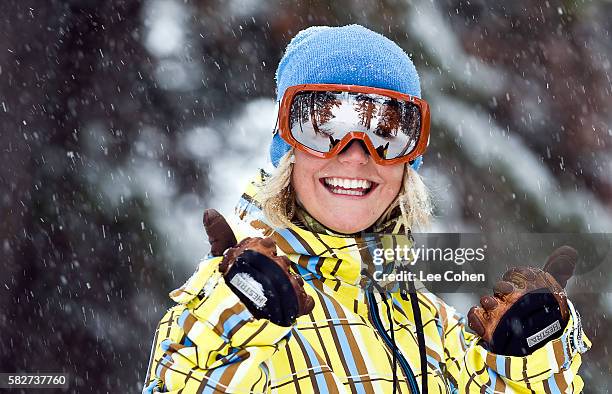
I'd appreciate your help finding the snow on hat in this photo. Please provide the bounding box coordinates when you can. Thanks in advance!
[270,24,424,170]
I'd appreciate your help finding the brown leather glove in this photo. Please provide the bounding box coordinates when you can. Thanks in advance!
[203,209,315,327]
[468,246,577,356]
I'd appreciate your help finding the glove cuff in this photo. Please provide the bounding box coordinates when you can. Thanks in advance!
[225,250,300,327]
[489,289,567,356]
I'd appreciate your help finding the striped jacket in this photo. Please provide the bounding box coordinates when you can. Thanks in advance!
[143,171,590,393]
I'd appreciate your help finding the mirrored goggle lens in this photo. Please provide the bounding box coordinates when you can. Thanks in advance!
[288,91,422,160]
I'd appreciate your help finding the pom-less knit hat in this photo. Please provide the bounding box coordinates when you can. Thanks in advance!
[270,24,424,170]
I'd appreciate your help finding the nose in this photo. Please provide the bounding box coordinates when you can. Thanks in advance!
[337,140,369,165]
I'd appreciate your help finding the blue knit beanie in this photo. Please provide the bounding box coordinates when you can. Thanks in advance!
[270,24,424,171]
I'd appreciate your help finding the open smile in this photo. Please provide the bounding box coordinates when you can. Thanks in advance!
[319,177,379,197]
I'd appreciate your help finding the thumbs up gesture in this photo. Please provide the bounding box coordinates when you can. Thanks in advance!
[468,246,577,356]
[203,209,315,327]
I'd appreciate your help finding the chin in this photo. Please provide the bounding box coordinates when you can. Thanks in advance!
[332,225,367,234]
[320,209,376,234]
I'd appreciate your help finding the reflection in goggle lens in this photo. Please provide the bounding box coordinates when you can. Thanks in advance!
[288,91,421,160]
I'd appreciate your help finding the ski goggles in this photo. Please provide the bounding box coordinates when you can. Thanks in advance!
[277,84,430,165]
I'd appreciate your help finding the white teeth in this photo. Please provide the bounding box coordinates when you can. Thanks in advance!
[323,177,372,190]
[323,177,374,196]
[329,188,366,196]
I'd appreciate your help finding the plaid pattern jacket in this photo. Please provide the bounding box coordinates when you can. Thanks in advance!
[143,172,590,393]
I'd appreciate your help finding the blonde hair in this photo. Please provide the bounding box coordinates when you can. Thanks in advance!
[257,149,433,234]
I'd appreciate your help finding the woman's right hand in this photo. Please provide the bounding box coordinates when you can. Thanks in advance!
[203,209,315,327]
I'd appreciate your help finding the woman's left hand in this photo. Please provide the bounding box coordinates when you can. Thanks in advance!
[467,246,577,356]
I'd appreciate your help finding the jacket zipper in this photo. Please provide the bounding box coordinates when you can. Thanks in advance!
[367,291,420,394]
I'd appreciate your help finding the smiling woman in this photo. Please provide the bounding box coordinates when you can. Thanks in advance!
[257,145,432,235]
[296,140,405,233]
[143,24,590,394]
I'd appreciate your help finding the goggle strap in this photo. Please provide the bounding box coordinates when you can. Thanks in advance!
[272,113,280,135]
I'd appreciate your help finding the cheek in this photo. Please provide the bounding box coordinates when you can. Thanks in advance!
[291,156,320,204]
[381,167,405,198]
[292,165,308,202]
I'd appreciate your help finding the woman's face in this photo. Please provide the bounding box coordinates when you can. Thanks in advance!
[292,141,405,234]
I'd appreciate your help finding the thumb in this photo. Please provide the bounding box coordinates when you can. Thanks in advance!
[543,245,577,289]
[203,209,237,256]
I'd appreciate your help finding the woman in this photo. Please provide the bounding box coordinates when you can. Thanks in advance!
[143,25,589,393]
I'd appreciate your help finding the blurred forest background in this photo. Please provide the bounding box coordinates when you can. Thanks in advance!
[1,0,611,392]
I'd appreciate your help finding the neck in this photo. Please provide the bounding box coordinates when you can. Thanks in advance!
[293,203,409,237]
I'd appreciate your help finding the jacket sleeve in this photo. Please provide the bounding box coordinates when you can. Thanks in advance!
[142,256,292,394]
[440,297,591,393]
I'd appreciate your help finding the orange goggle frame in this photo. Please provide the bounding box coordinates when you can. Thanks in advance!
[277,83,430,165]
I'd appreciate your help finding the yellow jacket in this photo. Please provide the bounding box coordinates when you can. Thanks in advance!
[143,171,590,393]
